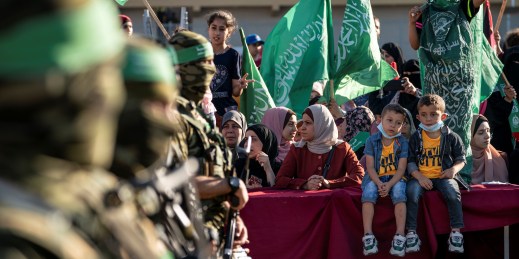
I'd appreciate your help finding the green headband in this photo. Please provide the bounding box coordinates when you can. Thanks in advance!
[164,45,179,65]
[123,42,175,85]
[0,0,124,77]
[175,42,213,64]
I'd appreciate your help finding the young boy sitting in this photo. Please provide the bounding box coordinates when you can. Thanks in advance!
[406,94,468,254]
[361,104,409,257]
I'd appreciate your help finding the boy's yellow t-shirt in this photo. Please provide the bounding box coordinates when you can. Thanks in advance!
[419,132,442,178]
[379,141,397,177]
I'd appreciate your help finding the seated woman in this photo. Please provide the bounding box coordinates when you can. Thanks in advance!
[235,124,280,188]
[274,104,364,190]
[221,110,247,162]
[471,115,508,184]
[261,107,297,162]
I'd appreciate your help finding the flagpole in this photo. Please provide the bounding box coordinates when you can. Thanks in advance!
[494,0,507,32]
[329,80,335,100]
[141,0,170,40]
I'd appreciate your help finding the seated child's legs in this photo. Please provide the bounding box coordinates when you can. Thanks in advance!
[389,179,407,205]
[361,178,379,204]
[405,179,425,231]
[432,178,464,229]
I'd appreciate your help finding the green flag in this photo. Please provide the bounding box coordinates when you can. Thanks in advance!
[332,0,397,105]
[239,28,276,124]
[470,8,503,112]
[260,0,334,116]
[114,0,127,6]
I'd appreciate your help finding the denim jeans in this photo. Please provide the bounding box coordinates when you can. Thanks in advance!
[361,175,407,205]
[406,178,464,230]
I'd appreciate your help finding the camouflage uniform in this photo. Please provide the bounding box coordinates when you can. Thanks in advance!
[112,37,211,258]
[0,0,167,258]
[169,31,234,243]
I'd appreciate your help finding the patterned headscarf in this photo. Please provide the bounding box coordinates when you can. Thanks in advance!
[295,104,340,154]
[344,106,375,142]
[261,107,296,162]
[222,110,247,141]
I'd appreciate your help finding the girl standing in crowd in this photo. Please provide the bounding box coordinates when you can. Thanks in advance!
[236,124,279,188]
[261,107,298,162]
[206,10,252,127]
[275,105,364,190]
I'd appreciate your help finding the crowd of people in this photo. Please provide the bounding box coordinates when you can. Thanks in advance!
[1,0,519,258]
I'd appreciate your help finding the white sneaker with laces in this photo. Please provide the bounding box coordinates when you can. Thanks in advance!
[405,231,421,253]
[448,231,464,253]
[389,234,406,257]
[362,234,378,256]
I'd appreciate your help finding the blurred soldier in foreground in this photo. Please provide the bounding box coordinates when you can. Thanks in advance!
[168,31,249,256]
[111,36,211,258]
[0,0,166,258]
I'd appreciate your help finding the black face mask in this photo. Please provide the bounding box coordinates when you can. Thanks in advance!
[408,74,421,89]
[309,95,321,106]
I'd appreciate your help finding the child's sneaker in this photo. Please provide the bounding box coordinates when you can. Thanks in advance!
[448,231,464,253]
[389,234,406,257]
[362,234,378,256]
[405,231,421,253]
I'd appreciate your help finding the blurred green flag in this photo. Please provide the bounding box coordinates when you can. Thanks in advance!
[239,28,276,124]
[260,0,334,116]
[470,7,503,112]
[115,0,127,6]
[331,0,397,105]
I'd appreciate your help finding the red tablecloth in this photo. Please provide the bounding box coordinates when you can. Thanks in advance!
[240,184,519,259]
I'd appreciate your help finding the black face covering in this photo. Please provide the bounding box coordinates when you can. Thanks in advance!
[309,95,321,106]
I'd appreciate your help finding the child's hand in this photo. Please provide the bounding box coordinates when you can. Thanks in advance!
[440,168,456,179]
[417,175,433,190]
[378,183,389,197]
[409,6,422,23]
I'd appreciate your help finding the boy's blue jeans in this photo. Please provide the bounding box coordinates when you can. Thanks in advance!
[406,178,464,231]
[361,175,407,205]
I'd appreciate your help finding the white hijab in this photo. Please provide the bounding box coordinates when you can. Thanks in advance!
[295,104,341,154]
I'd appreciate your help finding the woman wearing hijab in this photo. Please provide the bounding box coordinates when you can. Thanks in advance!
[235,124,279,188]
[221,110,247,162]
[261,107,297,162]
[470,115,508,184]
[274,105,364,190]
[401,107,417,140]
[381,42,405,75]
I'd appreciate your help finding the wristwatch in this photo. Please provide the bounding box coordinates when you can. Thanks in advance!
[227,176,240,194]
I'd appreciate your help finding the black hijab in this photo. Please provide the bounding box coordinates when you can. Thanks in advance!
[235,124,279,187]
[381,42,405,75]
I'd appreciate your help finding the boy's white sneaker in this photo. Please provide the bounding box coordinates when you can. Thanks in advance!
[405,231,421,253]
[362,234,378,256]
[389,234,406,257]
[448,231,464,253]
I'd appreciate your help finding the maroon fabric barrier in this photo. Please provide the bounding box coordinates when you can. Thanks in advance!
[240,184,519,259]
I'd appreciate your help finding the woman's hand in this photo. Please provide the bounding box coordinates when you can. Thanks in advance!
[256,151,276,186]
[304,175,323,190]
[504,84,517,103]
[401,77,418,96]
